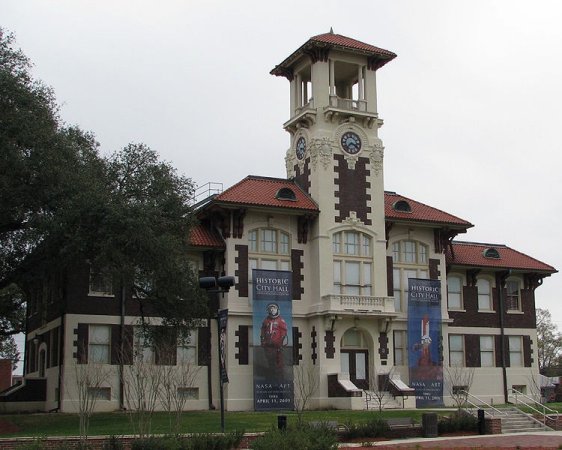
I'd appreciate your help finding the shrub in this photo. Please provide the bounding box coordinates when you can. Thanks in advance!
[103,435,124,450]
[438,411,478,433]
[341,417,389,440]
[130,431,244,450]
[252,424,338,450]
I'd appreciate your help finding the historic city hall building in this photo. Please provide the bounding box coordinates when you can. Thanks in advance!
[1,32,556,413]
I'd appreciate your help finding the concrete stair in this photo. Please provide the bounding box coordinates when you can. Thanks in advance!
[482,407,553,433]
[363,390,403,410]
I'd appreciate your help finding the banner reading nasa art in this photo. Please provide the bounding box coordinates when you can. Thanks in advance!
[252,269,294,411]
[407,278,443,407]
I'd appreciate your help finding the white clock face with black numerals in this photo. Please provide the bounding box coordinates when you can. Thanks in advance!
[340,131,362,154]
[295,136,306,160]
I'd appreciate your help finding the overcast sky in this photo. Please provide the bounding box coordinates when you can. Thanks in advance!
[3,0,561,369]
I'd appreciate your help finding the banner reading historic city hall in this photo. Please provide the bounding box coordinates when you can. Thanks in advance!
[407,278,443,407]
[252,269,294,411]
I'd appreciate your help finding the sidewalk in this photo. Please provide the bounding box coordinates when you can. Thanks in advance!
[338,431,562,449]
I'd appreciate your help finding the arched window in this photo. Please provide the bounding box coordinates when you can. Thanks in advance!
[447,275,463,310]
[333,230,372,296]
[248,228,291,271]
[476,278,492,311]
[391,240,429,312]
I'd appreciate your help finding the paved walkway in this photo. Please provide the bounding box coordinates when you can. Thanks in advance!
[338,431,562,449]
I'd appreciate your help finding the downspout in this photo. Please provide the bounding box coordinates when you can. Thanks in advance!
[119,283,125,410]
[497,270,511,403]
[57,313,65,411]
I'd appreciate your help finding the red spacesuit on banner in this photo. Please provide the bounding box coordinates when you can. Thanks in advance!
[260,303,288,369]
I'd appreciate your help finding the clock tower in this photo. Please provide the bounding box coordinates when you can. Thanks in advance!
[271,31,396,302]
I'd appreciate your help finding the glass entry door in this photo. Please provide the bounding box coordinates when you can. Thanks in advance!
[341,349,369,390]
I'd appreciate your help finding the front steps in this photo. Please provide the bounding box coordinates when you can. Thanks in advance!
[363,390,403,410]
[479,406,553,433]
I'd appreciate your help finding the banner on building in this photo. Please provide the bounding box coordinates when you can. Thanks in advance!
[407,278,443,407]
[252,269,294,411]
[218,308,229,384]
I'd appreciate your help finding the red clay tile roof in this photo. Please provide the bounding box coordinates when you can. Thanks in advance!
[213,176,319,212]
[447,241,556,273]
[271,32,396,76]
[188,223,225,249]
[385,192,473,228]
[310,33,397,58]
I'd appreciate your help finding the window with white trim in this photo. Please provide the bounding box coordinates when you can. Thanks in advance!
[134,327,154,363]
[509,336,523,367]
[177,332,197,365]
[447,275,463,310]
[88,267,113,296]
[506,279,521,311]
[391,240,429,312]
[248,228,291,271]
[480,335,495,367]
[477,278,492,311]
[449,334,464,367]
[89,325,110,364]
[393,330,407,366]
[88,387,111,400]
[333,231,372,296]
[248,228,291,301]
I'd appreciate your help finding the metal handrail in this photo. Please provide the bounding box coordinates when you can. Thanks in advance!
[460,390,507,417]
[508,388,558,425]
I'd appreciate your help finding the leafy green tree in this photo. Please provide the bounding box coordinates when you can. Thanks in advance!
[0,29,207,342]
[536,307,562,373]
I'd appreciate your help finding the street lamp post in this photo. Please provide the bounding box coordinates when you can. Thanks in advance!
[199,275,235,433]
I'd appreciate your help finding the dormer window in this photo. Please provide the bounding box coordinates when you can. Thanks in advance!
[392,200,412,213]
[276,188,296,201]
[483,248,500,259]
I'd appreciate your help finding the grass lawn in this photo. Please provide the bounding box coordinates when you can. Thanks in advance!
[2,404,561,438]
[0,409,439,438]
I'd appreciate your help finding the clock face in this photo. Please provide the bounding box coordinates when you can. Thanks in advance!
[295,136,306,160]
[341,132,362,154]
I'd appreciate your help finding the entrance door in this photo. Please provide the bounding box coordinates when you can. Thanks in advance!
[341,350,369,390]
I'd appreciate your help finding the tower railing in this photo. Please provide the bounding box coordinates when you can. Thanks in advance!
[329,95,367,112]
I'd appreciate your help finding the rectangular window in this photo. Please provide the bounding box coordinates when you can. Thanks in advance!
[87,387,111,400]
[333,233,341,253]
[362,236,371,257]
[134,327,154,363]
[477,279,492,311]
[393,268,401,311]
[279,233,289,254]
[392,242,400,263]
[344,262,360,295]
[333,261,341,293]
[261,229,276,253]
[447,276,462,310]
[89,325,110,364]
[178,333,197,365]
[177,387,199,399]
[419,245,427,264]
[449,334,464,367]
[362,263,371,296]
[393,330,406,366]
[403,241,416,263]
[248,230,257,252]
[344,232,359,255]
[480,335,494,367]
[88,269,113,296]
[509,336,523,367]
[506,280,520,311]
